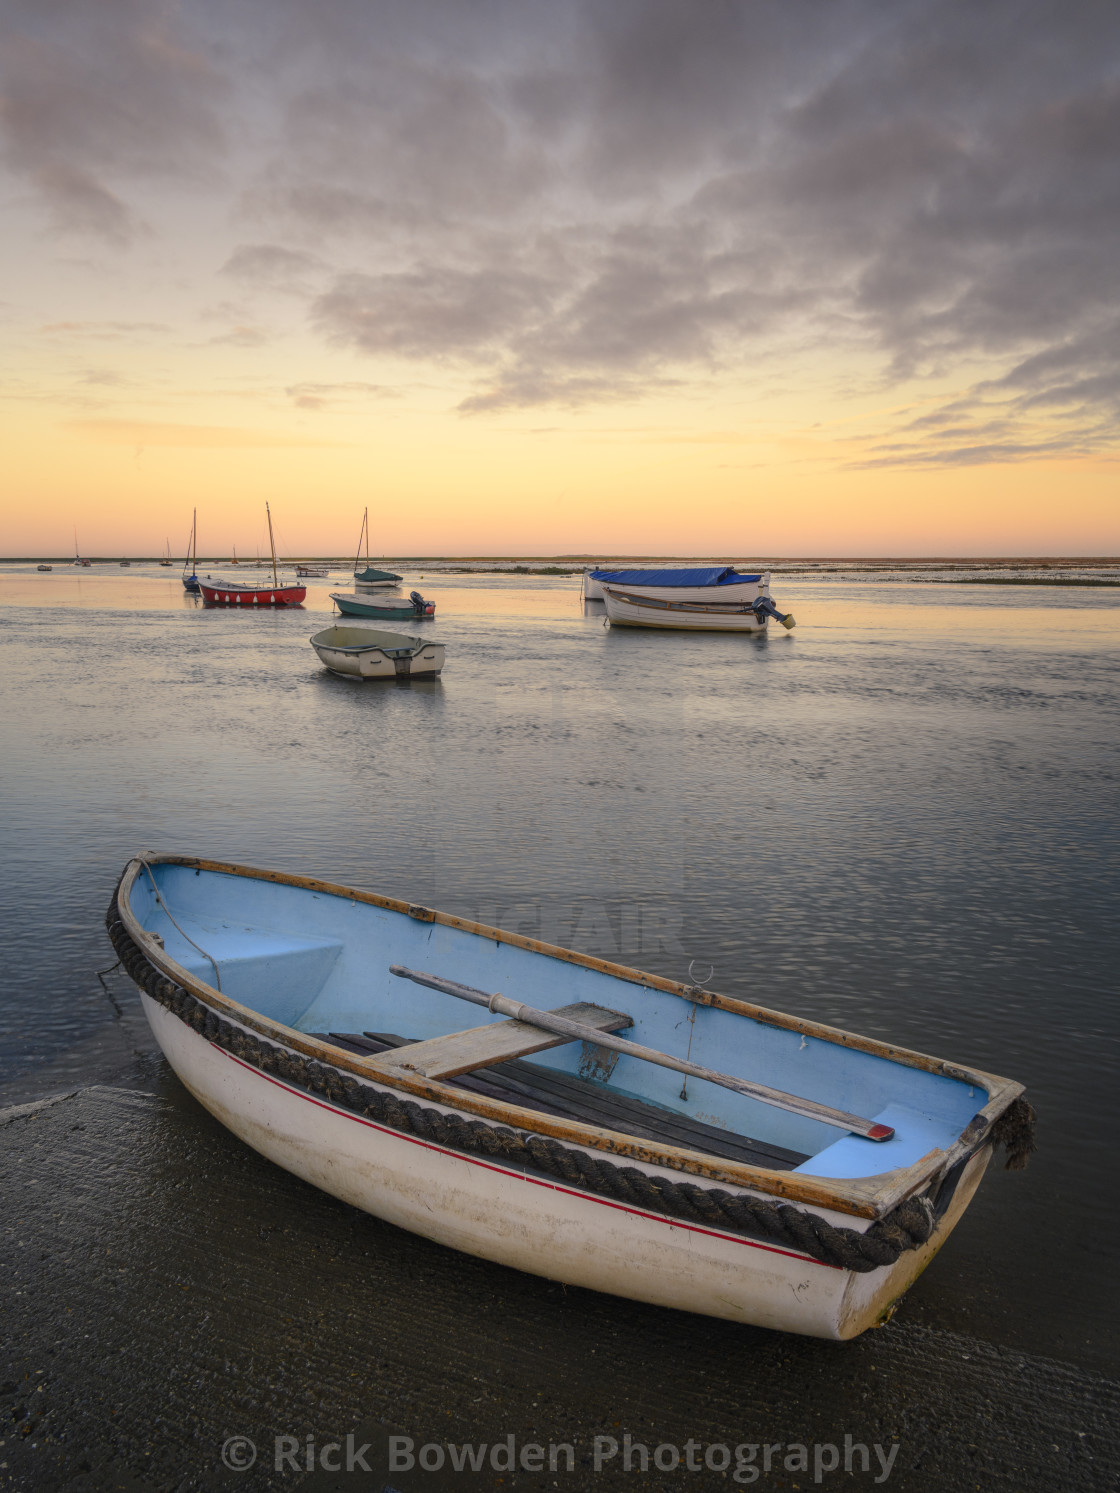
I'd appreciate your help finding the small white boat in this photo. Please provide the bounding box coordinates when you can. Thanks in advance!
[603,585,795,632]
[310,624,445,678]
[587,566,770,604]
[582,567,606,600]
[296,563,331,577]
[108,855,1032,1340]
[37,564,53,572]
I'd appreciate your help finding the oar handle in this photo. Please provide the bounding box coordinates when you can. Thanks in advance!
[389,965,894,1142]
[390,966,496,1009]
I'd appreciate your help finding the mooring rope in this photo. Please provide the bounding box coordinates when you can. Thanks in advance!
[137,859,222,991]
[105,884,1033,1273]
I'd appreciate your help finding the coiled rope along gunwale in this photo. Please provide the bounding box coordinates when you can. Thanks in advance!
[105,892,1034,1274]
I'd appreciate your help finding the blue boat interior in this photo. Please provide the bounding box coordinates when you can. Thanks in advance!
[130,863,990,1181]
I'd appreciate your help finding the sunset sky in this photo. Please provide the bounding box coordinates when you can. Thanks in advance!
[2,0,1118,557]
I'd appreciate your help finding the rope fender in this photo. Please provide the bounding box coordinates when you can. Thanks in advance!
[104,892,1020,1274]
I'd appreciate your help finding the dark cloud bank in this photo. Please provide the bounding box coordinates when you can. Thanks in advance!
[3,0,1119,462]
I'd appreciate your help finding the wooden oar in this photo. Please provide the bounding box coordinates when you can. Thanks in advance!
[389,966,894,1141]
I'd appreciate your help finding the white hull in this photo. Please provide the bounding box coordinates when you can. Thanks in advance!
[312,642,444,678]
[603,587,769,631]
[583,572,605,600]
[142,994,991,1338]
[310,626,444,678]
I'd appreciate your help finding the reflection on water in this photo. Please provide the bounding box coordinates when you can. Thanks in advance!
[0,563,1117,1367]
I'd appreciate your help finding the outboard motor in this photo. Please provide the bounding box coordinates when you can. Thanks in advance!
[410,590,428,615]
[751,595,796,629]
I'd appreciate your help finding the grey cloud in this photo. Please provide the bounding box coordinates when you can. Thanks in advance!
[208,325,271,348]
[76,368,127,386]
[311,263,558,360]
[220,244,328,294]
[261,0,1115,445]
[0,0,226,242]
[861,315,1120,466]
[459,370,679,416]
[284,380,391,410]
[6,0,1120,458]
[858,435,1102,469]
[40,320,169,339]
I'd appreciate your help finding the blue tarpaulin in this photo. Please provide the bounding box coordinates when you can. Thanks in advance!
[589,567,762,586]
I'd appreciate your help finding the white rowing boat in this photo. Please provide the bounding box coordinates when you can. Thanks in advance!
[603,586,795,632]
[310,624,445,678]
[107,855,1032,1339]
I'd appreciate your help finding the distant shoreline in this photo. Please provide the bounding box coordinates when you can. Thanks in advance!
[3,555,1119,568]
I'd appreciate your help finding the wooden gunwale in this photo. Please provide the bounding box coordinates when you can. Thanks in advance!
[607,589,760,614]
[118,854,1023,1220]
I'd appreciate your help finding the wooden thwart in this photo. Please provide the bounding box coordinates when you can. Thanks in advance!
[353,1001,632,1081]
[388,965,895,1142]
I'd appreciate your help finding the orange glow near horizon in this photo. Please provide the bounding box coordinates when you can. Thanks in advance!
[3,372,1118,557]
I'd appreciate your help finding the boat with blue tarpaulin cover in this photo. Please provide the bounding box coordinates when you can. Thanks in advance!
[584,565,769,602]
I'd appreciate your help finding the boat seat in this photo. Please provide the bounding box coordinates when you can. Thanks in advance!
[311,1032,810,1173]
[345,1003,632,1081]
[154,922,343,1025]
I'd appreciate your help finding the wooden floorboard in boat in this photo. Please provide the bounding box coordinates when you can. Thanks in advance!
[311,1031,809,1172]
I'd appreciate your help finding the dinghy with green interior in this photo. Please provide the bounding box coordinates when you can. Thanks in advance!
[107,855,1034,1338]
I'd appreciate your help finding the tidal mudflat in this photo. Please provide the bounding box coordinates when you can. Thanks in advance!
[1,562,1117,1490]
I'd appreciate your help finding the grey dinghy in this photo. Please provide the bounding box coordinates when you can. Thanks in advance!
[310,625,444,679]
[107,856,1033,1339]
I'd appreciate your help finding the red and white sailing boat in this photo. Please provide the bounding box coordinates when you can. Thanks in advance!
[197,504,306,607]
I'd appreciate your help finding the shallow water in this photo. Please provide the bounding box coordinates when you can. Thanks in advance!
[1,561,1117,1371]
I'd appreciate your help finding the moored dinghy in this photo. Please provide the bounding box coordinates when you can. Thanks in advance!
[197,502,306,607]
[603,585,795,632]
[352,505,402,587]
[330,590,435,620]
[107,855,1033,1339]
[587,566,772,604]
[182,509,201,592]
[310,624,444,678]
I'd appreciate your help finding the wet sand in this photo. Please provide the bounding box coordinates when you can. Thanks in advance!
[3,1080,1116,1493]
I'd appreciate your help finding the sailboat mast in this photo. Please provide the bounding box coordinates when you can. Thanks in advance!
[352,507,369,576]
[266,503,279,585]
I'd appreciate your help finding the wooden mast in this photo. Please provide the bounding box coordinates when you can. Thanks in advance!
[266,503,279,586]
[352,506,370,577]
